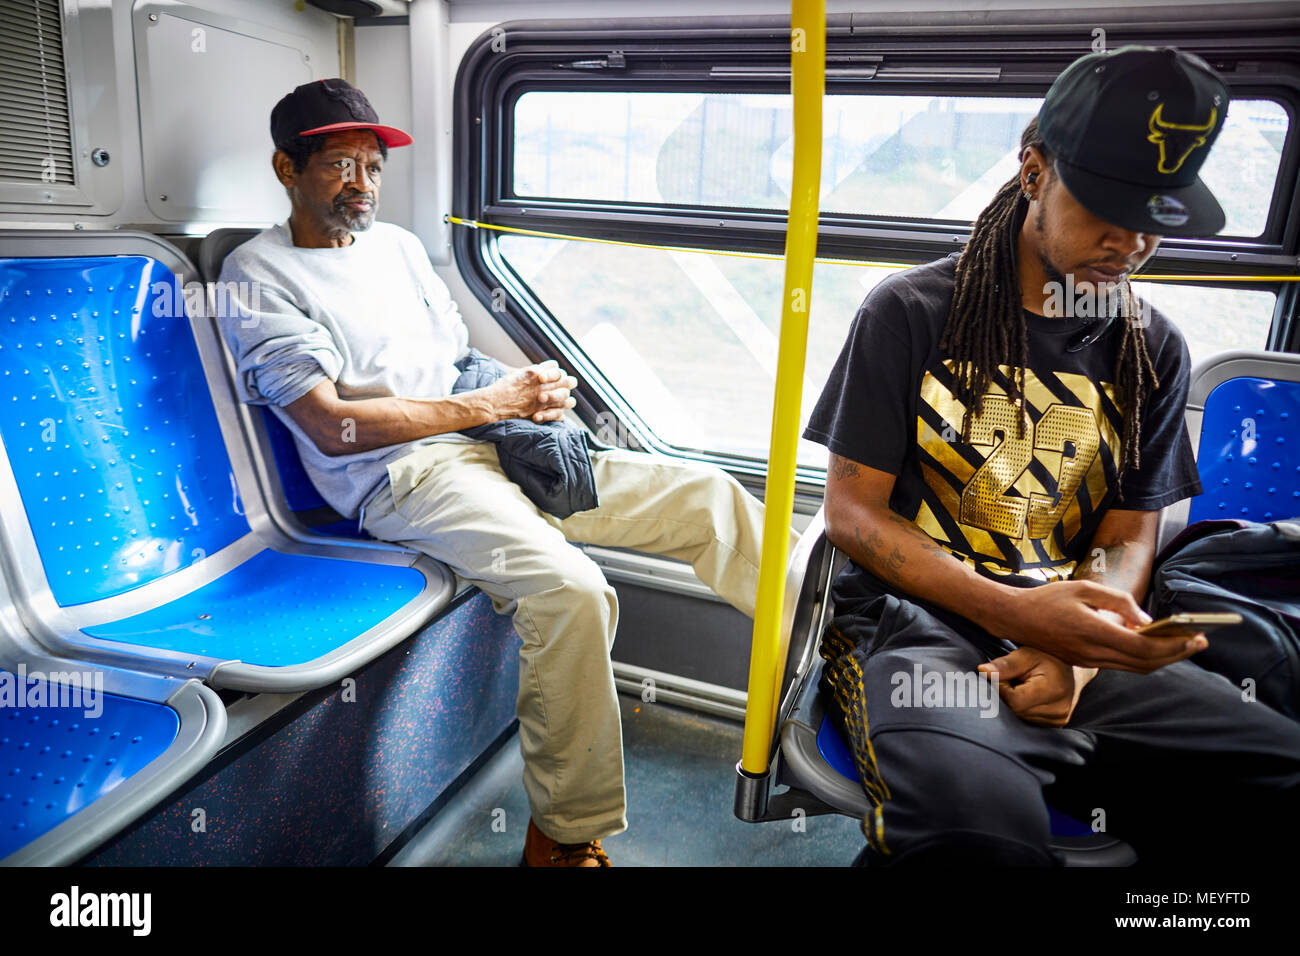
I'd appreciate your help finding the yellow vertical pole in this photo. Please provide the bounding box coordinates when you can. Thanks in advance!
[739,0,825,774]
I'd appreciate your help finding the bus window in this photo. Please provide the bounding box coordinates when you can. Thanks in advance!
[1132,283,1277,366]
[512,91,1287,236]
[458,32,1297,482]
[499,233,902,468]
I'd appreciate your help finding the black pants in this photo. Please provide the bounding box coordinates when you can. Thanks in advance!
[821,571,1300,867]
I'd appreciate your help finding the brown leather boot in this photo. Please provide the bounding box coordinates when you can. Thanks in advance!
[520,818,612,867]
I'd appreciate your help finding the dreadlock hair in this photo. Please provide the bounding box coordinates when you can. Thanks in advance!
[938,116,1158,476]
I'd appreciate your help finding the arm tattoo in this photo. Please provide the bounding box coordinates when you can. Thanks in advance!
[829,454,862,481]
[1073,543,1146,596]
[854,526,885,560]
[887,546,906,576]
[851,512,948,587]
[854,526,903,586]
[885,512,948,558]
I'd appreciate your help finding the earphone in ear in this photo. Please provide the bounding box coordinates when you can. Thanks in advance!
[1023,170,1039,202]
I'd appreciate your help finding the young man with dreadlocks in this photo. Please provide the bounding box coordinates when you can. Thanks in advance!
[805,46,1300,866]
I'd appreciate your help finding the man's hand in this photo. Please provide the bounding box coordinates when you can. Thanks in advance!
[978,647,1096,727]
[284,358,579,455]
[481,360,578,423]
[985,580,1207,674]
[824,458,1206,675]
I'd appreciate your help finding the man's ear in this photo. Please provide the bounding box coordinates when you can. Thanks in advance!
[1019,145,1050,194]
[272,149,296,189]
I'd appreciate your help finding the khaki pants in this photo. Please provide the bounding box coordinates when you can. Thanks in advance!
[361,441,790,843]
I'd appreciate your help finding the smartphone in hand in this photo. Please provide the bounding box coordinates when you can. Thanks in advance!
[1136,612,1243,638]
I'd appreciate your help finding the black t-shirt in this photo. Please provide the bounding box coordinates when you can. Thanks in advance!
[805,252,1202,598]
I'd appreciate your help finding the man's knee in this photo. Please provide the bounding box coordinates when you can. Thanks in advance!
[550,564,618,626]
[515,550,619,649]
[660,463,759,535]
[864,728,1057,866]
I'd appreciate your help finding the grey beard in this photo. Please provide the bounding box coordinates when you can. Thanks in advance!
[334,208,375,232]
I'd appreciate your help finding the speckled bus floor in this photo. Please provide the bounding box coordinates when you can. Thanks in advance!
[389,693,864,866]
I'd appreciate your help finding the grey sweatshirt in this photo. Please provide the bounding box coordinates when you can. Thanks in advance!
[216,220,476,519]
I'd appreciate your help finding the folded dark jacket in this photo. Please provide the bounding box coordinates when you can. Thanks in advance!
[451,349,598,519]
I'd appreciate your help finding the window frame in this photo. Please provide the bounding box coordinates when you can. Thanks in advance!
[452,11,1300,497]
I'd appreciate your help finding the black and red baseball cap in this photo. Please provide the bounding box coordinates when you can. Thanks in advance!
[271,78,412,149]
[1038,46,1229,237]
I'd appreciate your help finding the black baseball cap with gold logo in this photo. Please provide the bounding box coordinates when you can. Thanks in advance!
[1038,46,1229,237]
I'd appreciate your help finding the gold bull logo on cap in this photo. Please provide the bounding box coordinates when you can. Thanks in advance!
[1146,103,1218,175]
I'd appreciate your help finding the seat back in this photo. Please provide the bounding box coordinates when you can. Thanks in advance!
[197,226,262,284]
[0,241,247,606]
[1186,351,1300,524]
[197,226,365,537]
[261,406,333,512]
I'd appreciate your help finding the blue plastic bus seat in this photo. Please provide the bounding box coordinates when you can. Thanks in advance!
[262,406,331,515]
[1188,355,1300,523]
[0,253,247,606]
[1155,351,1300,550]
[1,669,177,860]
[811,690,1102,841]
[259,407,371,538]
[746,508,1138,866]
[0,231,453,694]
[81,550,425,666]
[0,641,225,866]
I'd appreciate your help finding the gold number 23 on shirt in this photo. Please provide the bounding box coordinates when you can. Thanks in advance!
[958,398,1101,540]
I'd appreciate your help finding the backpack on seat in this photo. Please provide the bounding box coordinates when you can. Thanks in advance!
[1150,518,1300,721]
